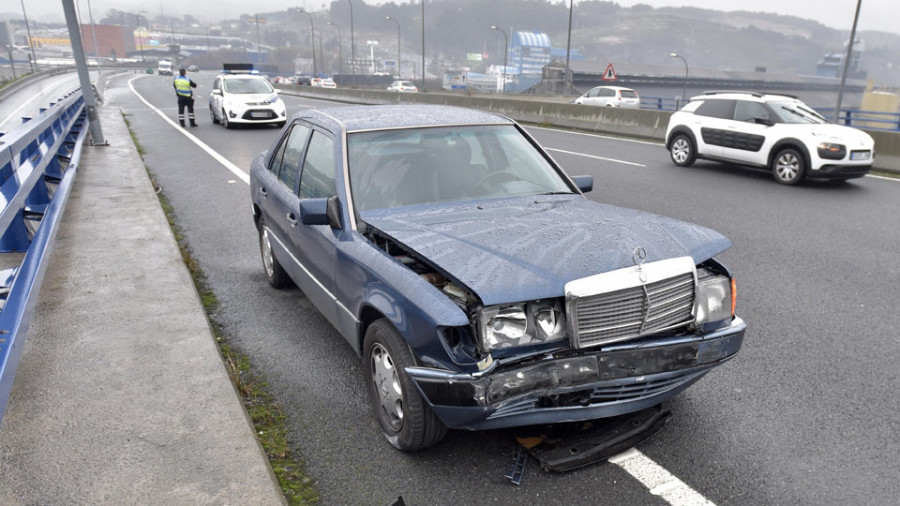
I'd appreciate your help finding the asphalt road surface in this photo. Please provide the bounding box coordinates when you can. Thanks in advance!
[96,70,899,505]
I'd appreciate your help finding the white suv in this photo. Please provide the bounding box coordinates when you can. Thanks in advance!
[665,91,875,184]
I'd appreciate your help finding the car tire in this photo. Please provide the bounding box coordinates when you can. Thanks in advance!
[364,318,447,451]
[669,134,696,167]
[772,147,805,185]
[209,106,219,124]
[222,110,233,129]
[275,121,285,129]
[258,216,291,289]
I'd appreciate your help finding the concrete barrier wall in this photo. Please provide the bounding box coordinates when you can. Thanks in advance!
[278,85,900,175]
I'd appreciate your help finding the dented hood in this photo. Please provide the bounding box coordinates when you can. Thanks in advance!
[362,195,732,306]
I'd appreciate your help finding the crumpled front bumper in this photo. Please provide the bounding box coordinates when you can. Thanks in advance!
[406,317,746,431]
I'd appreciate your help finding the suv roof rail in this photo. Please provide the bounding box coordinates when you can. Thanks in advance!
[701,90,799,100]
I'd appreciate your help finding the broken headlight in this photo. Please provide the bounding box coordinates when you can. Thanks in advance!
[476,299,567,352]
[695,271,735,325]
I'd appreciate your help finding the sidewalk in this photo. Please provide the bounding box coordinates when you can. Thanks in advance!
[0,106,285,504]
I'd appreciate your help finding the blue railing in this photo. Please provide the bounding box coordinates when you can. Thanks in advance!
[640,96,682,111]
[0,87,87,424]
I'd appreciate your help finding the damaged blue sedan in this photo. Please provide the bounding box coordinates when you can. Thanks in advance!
[250,105,746,451]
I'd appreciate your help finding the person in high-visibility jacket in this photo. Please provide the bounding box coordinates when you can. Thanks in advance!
[173,68,198,127]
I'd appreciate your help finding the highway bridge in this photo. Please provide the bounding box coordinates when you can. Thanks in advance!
[1,70,898,505]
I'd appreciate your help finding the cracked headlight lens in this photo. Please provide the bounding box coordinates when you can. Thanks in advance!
[695,274,734,324]
[477,300,566,352]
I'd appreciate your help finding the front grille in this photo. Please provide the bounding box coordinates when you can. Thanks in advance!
[567,264,695,349]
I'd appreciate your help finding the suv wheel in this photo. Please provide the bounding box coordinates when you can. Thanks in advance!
[669,134,696,167]
[772,148,805,185]
[364,318,447,451]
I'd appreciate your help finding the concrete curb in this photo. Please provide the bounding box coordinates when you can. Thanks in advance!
[0,106,285,504]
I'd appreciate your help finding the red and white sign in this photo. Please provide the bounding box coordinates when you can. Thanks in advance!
[602,63,617,81]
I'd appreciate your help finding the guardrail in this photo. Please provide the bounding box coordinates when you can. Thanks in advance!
[0,87,87,424]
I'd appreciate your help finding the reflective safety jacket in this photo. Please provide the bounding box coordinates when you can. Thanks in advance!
[174,75,194,97]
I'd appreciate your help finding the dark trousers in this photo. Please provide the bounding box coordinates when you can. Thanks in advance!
[177,95,195,125]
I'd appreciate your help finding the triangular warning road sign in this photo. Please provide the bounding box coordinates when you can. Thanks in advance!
[602,63,617,81]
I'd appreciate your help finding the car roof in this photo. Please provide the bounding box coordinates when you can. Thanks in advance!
[691,91,799,102]
[292,105,514,133]
[590,85,634,91]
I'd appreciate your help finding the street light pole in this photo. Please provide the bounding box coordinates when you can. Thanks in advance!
[298,10,317,76]
[385,16,400,78]
[834,0,863,124]
[347,0,355,74]
[255,14,261,65]
[206,28,211,69]
[20,0,38,71]
[491,25,508,94]
[565,0,573,96]
[670,52,688,109]
[328,22,343,76]
[312,28,324,74]
[421,0,425,88]
[135,14,145,62]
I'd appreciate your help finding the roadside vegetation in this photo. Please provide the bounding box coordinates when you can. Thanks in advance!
[123,113,318,504]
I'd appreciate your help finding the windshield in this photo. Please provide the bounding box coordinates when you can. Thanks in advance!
[769,101,827,124]
[348,125,574,212]
[223,77,274,94]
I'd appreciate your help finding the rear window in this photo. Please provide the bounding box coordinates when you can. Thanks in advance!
[620,90,638,99]
[694,99,736,119]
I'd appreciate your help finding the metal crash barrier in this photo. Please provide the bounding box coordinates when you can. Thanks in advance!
[0,88,87,424]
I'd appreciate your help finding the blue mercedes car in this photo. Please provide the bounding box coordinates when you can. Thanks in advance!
[250,105,746,451]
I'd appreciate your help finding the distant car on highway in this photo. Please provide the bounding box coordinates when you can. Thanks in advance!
[208,72,286,129]
[574,85,640,108]
[311,77,337,88]
[187,64,200,72]
[665,91,875,184]
[250,104,746,452]
[386,80,418,93]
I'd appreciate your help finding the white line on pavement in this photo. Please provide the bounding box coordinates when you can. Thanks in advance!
[609,449,716,506]
[545,147,646,167]
[127,75,249,185]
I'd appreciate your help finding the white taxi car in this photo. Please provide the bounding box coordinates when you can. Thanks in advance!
[209,73,287,129]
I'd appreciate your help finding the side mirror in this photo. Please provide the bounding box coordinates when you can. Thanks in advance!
[274,89,281,94]
[300,196,342,229]
[212,89,222,96]
[754,117,775,126]
[572,175,593,193]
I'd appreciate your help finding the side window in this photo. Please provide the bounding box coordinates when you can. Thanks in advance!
[600,88,615,97]
[587,88,599,97]
[733,101,772,123]
[299,131,337,200]
[694,99,736,119]
[271,124,311,192]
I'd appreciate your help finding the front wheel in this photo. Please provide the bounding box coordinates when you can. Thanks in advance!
[364,319,447,451]
[222,110,233,129]
[258,216,291,288]
[669,134,696,167]
[772,148,805,185]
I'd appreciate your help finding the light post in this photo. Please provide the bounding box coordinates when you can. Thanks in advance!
[420,0,425,88]
[565,0,573,96]
[670,52,688,109]
[136,13,146,62]
[312,27,324,74]
[86,0,101,76]
[254,14,262,65]
[327,22,343,76]
[366,40,378,74]
[834,0,863,124]
[5,45,16,79]
[347,0,355,74]
[206,27,211,69]
[385,16,400,78]
[298,10,317,76]
[491,25,508,94]
[20,0,38,71]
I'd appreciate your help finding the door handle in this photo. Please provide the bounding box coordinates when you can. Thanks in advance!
[286,213,298,227]
[258,187,268,198]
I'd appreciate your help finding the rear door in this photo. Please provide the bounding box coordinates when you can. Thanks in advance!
[692,99,737,159]
[720,99,774,166]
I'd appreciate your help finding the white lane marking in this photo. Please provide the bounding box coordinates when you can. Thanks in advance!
[868,173,899,182]
[545,147,646,167]
[530,124,663,146]
[609,448,716,506]
[127,75,249,184]
[1,75,79,126]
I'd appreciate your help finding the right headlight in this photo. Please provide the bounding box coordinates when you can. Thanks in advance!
[476,299,567,353]
[695,272,735,324]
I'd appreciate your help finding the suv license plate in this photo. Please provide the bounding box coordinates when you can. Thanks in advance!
[851,152,870,160]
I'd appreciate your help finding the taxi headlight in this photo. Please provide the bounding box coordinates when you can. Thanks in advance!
[477,300,566,352]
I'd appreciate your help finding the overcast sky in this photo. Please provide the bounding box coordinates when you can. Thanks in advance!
[17,0,895,35]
